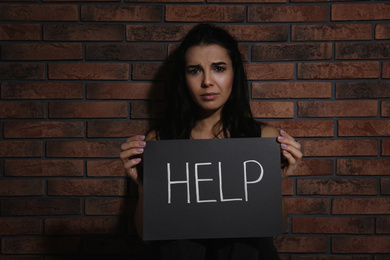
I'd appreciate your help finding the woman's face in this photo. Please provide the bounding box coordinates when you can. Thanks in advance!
[185,44,234,116]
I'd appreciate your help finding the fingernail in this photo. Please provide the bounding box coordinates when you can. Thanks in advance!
[134,158,141,162]
[136,148,144,152]
[281,143,288,149]
[278,136,285,141]
[138,135,145,140]
[139,141,146,146]
[280,129,286,135]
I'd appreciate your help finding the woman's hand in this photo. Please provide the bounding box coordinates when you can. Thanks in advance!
[277,129,302,178]
[120,135,146,186]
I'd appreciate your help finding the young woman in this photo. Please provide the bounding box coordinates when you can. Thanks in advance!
[120,24,302,260]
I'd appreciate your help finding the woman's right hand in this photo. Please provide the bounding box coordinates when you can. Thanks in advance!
[120,135,146,186]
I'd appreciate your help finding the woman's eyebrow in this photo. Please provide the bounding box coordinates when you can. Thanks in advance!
[186,64,201,69]
[211,62,228,66]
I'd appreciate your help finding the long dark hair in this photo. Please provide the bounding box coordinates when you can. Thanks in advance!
[160,23,261,139]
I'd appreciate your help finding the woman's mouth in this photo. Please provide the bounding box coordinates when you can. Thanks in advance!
[201,93,219,101]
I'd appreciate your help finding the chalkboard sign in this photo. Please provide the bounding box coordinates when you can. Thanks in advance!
[143,137,282,241]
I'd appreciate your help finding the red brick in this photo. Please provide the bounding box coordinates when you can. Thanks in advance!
[332,3,390,21]
[293,158,334,176]
[0,4,77,21]
[222,25,288,42]
[2,237,80,254]
[250,101,294,118]
[0,102,45,118]
[275,236,327,253]
[383,139,390,156]
[0,24,41,41]
[86,82,164,100]
[298,62,379,79]
[383,63,390,78]
[87,160,125,177]
[0,219,42,235]
[282,178,293,196]
[208,0,285,2]
[131,101,165,119]
[87,120,150,138]
[377,217,390,234]
[44,24,123,41]
[376,24,390,40]
[336,42,390,60]
[4,160,84,177]
[382,179,390,195]
[252,43,332,61]
[297,178,378,195]
[1,43,82,60]
[336,81,390,99]
[48,179,126,196]
[300,139,378,157]
[85,198,136,215]
[1,82,83,99]
[248,5,328,22]
[126,24,192,41]
[298,101,377,117]
[264,120,334,137]
[292,24,372,41]
[86,44,165,61]
[46,141,121,158]
[4,121,84,138]
[0,63,45,80]
[290,256,369,260]
[332,198,390,214]
[49,101,127,118]
[246,64,294,80]
[337,159,390,176]
[81,5,161,21]
[292,217,372,234]
[132,63,165,80]
[49,63,129,80]
[0,141,43,157]
[166,5,244,22]
[338,120,390,136]
[0,198,81,216]
[332,237,390,253]
[284,198,329,214]
[252,82,331,99]
[45,217,125,234]
[0,179,44,196]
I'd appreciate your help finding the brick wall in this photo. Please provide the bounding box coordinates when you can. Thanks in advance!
[0,0,389,259]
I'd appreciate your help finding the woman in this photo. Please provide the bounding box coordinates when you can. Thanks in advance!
[120,24,302,259]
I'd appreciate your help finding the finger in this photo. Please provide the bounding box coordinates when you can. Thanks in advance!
[281,143,302,161]
[120,147,144,163]
[278,130,301,150]
[282,150,298,169]
[121,138,146,152]
[123,158,142,171]
[126,135,145,143]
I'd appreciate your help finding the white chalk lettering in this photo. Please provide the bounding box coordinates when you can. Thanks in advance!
[167,162,190,204]
[195,162,217,203]
[218,162,242,202]
[243,160,264,202]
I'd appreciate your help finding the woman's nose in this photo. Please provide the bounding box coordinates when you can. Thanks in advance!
[202,72,213,88]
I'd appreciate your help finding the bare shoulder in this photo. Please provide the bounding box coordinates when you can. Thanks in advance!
[145,128,159,141]
[261,124,279,138]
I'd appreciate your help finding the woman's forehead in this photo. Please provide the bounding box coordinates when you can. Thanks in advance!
[185,44,231,65]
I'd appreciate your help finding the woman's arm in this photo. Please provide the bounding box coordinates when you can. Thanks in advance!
[120,130,158,239]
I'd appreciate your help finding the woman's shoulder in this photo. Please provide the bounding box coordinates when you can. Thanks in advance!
[145,128,159,141]
[261,124,279,138]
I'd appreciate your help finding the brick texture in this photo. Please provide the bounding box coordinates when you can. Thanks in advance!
[1,1,389,259]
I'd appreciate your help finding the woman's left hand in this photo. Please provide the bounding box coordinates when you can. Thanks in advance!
[277,129,302,178]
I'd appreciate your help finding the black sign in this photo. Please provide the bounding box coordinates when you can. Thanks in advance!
[143,138,282,240]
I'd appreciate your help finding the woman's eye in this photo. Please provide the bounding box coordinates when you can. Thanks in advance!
[214,66,226,72]
[188,69,200,75]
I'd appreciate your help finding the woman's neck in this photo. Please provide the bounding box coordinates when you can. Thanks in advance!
[191,111,223,139]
